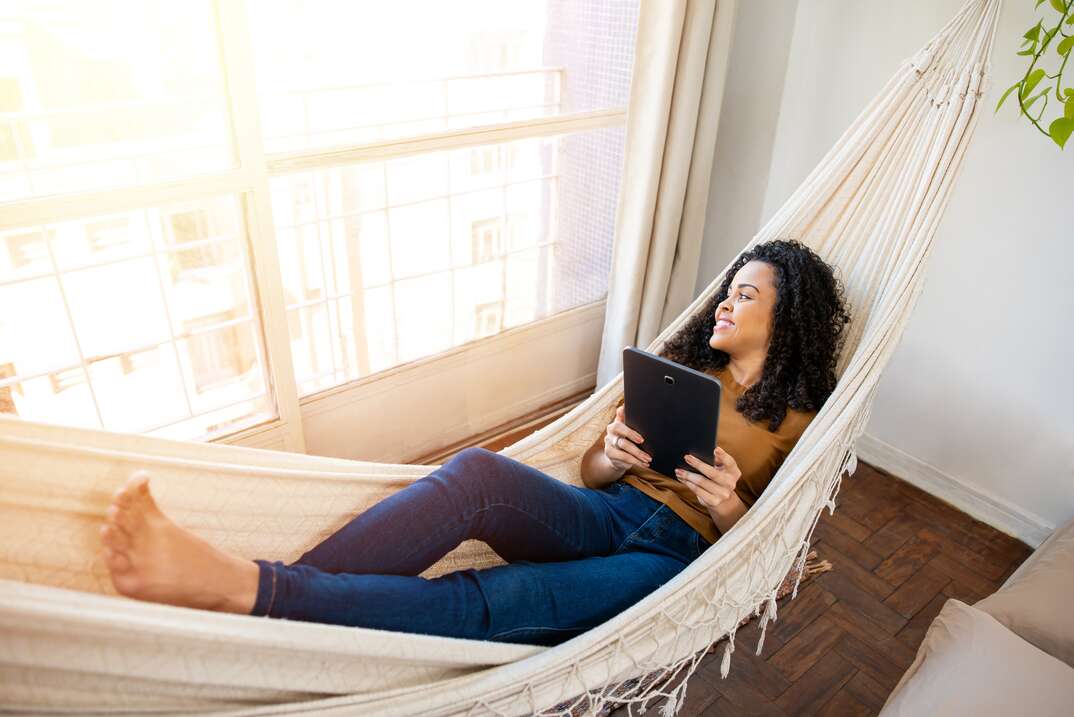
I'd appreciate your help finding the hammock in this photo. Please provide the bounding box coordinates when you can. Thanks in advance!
[0,1,1002,714]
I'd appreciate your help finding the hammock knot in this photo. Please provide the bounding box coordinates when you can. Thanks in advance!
[910,44,935,75]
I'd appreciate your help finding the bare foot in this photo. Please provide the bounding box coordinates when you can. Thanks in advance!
[100,469,260,614]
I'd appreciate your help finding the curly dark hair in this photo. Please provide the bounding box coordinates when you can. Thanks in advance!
[661,239,851,432]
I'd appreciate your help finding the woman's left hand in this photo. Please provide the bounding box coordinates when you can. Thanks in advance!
[675,447,741,509]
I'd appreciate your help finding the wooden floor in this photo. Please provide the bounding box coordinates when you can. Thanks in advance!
[610,461,1034,717]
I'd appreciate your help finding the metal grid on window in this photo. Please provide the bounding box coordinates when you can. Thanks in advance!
[0,0,639,442]
[0,197,274,437]
[269,135,570,396]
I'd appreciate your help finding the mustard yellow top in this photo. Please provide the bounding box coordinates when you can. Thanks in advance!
[592,365,816,544]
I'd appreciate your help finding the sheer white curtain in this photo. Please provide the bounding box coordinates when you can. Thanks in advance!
[596,0,739,387]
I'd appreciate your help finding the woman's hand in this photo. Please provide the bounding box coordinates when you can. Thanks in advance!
[603,405,653,472]
[674,446,741,509]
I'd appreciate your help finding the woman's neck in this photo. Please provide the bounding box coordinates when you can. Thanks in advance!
[726,353,764,389]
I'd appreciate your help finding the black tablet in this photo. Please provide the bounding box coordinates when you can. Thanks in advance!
[622,346,721,479]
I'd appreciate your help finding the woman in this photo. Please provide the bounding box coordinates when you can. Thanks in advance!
[99,239,850,646]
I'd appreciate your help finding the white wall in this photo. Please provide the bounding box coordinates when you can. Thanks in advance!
[696,0,799,293]
[698,0,1073,545]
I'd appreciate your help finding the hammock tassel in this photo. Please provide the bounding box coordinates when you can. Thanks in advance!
[844,450,857,477]
[791,540,811,599]
[720,636,734,679]
[763,593,778,624]
[659,684,683,717]
[755,622,768,656]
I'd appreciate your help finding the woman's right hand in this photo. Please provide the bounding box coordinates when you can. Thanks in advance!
[604,405,652,472]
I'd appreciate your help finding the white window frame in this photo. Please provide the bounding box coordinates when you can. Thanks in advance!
[0,0,627,454]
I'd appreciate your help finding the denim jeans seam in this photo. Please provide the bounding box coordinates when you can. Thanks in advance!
[489,624,589,640]
[614,505,670,554]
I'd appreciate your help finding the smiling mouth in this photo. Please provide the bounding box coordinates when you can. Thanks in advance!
[714,319,734,331]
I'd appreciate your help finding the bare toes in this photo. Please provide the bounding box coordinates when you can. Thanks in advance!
[100,523,129,551]
[104,547,132,573]
[127,470,152,494]
[106,504,136,535]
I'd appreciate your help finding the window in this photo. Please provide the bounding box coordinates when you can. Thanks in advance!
[470,146,507,176]
[49,366,86,394]
[474,301,503,338]
[86,218,132,255]
[1,0,639,442]
[471,218,504,263]
[4,230,49,271]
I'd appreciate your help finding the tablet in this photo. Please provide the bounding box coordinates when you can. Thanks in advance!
[622,346,721,479]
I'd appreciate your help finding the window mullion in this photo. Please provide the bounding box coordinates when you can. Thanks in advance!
[214,0,306,452]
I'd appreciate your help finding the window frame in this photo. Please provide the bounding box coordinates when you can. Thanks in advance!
[0,0,628,452]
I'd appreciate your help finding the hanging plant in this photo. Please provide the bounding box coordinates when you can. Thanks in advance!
[995,0,1074,149]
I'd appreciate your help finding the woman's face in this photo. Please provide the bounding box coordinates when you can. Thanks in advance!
[708,260,777,357]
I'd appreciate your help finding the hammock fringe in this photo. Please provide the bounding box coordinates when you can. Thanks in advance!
[0,1,1002,714]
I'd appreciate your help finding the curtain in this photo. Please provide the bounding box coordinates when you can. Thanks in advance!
[596,0,739,387]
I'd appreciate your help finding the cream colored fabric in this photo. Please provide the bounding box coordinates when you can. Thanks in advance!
[976,515,1074,667]
[596,0,738,387]
[0,1,1004,714]
[879,600,1074,717]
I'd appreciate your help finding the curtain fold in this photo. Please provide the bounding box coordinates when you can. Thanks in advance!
[596,0,739,387]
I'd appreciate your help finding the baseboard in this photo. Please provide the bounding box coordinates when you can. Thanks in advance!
[856,434,1053,549]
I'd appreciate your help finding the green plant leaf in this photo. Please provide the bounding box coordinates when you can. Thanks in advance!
[1065,87,1074,98]
[1049,0,1066,13]
[1036,0,1047,8]
[996,81,1022,111]
[1048,116,1074,147]
[1024,22,1042,41]
[1060,36,1074,57]
[1066,97,1074,119]
[1020,68,1047,100]
[1021,86,1051,116]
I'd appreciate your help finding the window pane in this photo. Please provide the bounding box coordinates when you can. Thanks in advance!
[90,346,187,433]
[0,0,233,201]
[0,275,83,377]
[394,272,452,364]
[176,322,265,414]
[269,126,623,398]
[389,200,450,280]
[287,302,333,391]
[0,371,98,429]
[0,228,53,282]
[0,197,276,439]
[248,0,639,153]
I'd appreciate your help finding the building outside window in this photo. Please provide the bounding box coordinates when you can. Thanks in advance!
[0,0,639,442]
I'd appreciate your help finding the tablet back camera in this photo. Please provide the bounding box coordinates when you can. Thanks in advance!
[664,375,675,385]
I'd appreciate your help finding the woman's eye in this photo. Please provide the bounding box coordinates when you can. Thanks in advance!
[737,293,749,300]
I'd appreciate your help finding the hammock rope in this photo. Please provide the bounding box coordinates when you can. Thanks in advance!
[0,1,1002,714]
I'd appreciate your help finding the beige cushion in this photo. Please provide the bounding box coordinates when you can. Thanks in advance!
[975,516,1074,667]
[880,599,1074,717]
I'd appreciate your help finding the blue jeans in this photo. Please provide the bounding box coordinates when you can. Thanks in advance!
[251,447,707,646]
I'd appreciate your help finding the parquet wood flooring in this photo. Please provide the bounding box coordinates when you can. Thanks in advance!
[609,461,1033,717]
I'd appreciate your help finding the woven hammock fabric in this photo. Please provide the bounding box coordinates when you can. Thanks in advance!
[0,1,1002,714]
